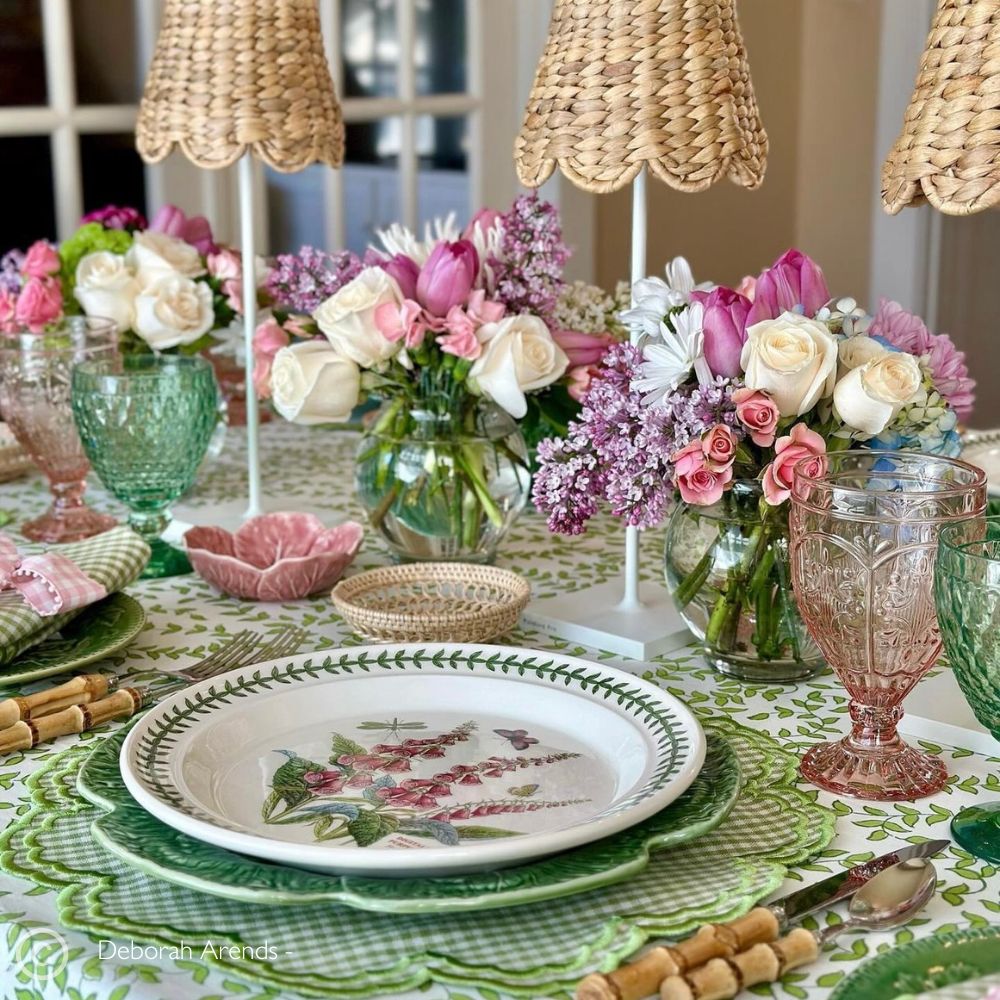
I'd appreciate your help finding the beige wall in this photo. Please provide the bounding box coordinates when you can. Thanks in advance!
[595,1,883,300]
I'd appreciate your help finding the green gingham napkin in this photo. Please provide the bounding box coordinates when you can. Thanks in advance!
[0,525,149,666]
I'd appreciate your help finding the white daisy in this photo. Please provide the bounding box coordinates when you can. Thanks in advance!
[632,303,713,406]
[618,256,715,340]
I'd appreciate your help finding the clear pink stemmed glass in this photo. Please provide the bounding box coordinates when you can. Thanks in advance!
[0,318,118,543]
[789,451,986,801]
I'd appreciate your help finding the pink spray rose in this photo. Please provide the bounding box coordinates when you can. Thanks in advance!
[149,204,216,255]
[551,328,616,368]
[374,299,426,349]
[81,204,146,231]
[465,289,505,326]
[251,317,291,398]
[762,423,827,505]
[463,207,502,239]
[0,287,17,333]
[416,240,478,317]
[438,306,482,360]
[14,277,62,332]
[701,424,738,472]
[382,254,420,301]
[747,249,830,325]
[732,387,780,447]
[673,439,734,506]
[692,286,751,379]
[21,240,61,279]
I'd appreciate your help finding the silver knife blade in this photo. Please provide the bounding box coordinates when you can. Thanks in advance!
[768,839,949,927]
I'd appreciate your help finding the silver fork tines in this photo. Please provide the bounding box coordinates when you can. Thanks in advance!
[183,629,259,681]
[254,626,309,662]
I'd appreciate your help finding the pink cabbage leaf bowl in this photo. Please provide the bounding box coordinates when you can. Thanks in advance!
[184,513,364,601]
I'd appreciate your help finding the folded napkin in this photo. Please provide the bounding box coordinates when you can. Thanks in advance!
[0,526,150,667]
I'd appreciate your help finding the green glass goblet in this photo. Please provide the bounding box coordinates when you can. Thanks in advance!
[935,514,1000,862]
[71,355,219,578]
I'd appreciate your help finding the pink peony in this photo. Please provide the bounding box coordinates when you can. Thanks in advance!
[207,248,241,282]
[438,306,482,360]
[0,287,16,333]
[416,240,478,317]
[465,289,506,326]
[762,423,827,505]
[747,249,829,325]
[692,286,751,378]
[149,204,216,255]
[673,439,733,506]
[14,277,62,332]
[21,240,61,279]
[701,424,737,472]
[732,387,780,447]
[383,254,420,301]
[81,204,146,231]
[375,299,426,349]
[251,317,290,398]
[551,328,616,368]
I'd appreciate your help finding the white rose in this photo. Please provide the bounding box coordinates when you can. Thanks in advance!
[128,231,205,287]
[74,251,139,333]
[133,274,215,350]
[740,312,838,417]
[470,314,569,418]
[837,335,888,379]
[834,351,924,436]
[313,267,402,368]
[270,341,360,425]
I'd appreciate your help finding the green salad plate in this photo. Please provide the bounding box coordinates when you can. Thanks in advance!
[0,592,145,687]
[78,726,740,914]
[830,925,1000,1000]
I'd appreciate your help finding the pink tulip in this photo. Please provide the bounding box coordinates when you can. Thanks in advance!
[551,328,616,368]
[416,240,478,317]
[691,287,751,378]
[438,306,482,360]
[463,207,501,240]
[762,423,827,505]
[747,249,830,325]
[732,387,780,447]
[251,317,290,398]
[383,254,420,301]
[736,274,757,301]
[14,277,62,332]
[21,240,61,279]
[149,204,217,255]
[672,439,733,506]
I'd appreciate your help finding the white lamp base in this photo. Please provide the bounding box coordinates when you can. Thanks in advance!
[522,578,691,660]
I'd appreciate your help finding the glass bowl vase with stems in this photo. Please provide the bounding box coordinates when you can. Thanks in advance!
[355,394,531,564]
[664,479,824,683]
[0,317,118,543]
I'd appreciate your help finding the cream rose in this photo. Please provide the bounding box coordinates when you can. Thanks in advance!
[270,341,361,424]
[470,314,569,418]
[837,335,888,379]
[740,312,838,417]
[133,274,215,350]
[834,351,924,436]
[129,231,205,286]
[74,251,139,333]
[313,267,402,368]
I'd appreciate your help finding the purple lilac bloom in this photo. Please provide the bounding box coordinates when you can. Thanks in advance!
[0,250,24,294]
[489,193,569,321]
[266,246,364,313]
[532,343,742,533]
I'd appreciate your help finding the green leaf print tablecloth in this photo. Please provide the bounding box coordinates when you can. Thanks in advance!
[0,422,999,1000]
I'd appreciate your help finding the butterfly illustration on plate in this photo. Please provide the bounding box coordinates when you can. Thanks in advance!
[494,728,539,751]
[508,784,540,798]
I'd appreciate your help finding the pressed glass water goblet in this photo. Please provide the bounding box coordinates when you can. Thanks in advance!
[936,515,1000,861]
[0,318,118,543]
[71,355,218,578]
[789,451,986,801]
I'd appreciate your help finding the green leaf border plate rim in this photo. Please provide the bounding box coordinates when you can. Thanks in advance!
[0,591,146,686]
[829,924,1000,1000]
[79,724,741,914]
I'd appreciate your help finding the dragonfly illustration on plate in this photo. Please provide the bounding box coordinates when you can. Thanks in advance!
[356,718,428,738]
[494,728,540,751]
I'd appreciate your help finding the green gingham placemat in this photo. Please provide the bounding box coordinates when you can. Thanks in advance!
[0,526,149,665]
[0,716,835,999]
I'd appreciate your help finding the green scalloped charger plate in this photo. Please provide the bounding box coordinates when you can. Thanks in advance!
[0,592,146,686]
[78,726,740,914]
[830,925,1000,1000]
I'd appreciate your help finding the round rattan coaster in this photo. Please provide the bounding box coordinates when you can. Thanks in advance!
[331,563,530,644]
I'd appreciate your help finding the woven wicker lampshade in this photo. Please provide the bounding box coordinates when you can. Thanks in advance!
[515,0,768,195]
[883,0,1000,216]
[136,0,344,173]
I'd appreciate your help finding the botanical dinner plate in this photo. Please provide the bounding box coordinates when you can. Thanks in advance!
[82,725,738,913]
[0,593,146,687]
[120,644,706,876]
[830,925,1000,1000]
[963,430,1000,498]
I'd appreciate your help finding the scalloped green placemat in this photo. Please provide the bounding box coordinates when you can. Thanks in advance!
[0,715,834,999]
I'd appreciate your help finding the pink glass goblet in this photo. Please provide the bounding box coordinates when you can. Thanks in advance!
[789,451,986,801]
[0,318,118,543]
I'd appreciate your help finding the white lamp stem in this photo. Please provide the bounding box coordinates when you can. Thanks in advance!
[620,166,647,612]
[238,153,263,519]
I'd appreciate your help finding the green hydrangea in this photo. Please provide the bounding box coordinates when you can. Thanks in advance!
[59,223,133,307]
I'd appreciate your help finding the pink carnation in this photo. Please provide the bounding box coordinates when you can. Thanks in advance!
[762,423,827,506]
[375,299,426,349]
[251,318,290,399]
[438,306,482,360]
[207,249,241,282]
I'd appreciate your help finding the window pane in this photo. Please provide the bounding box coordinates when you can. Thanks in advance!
[0,136,54,246]
[266,165,326,254]
[73,0,140,104]
[415,0,467,96]
[417,115,469,229]
[79,133,146,219]
[344,118,401,254]
[341,0,398,99]
[0,0,46,106]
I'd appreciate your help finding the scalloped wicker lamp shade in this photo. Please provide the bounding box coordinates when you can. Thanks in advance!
[136,0,344,173]
[514,0,768,195]
[882,0,1000,216]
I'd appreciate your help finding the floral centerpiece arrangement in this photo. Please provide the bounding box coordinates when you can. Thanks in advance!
[253,194,623,562]
[533,250,975,681]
